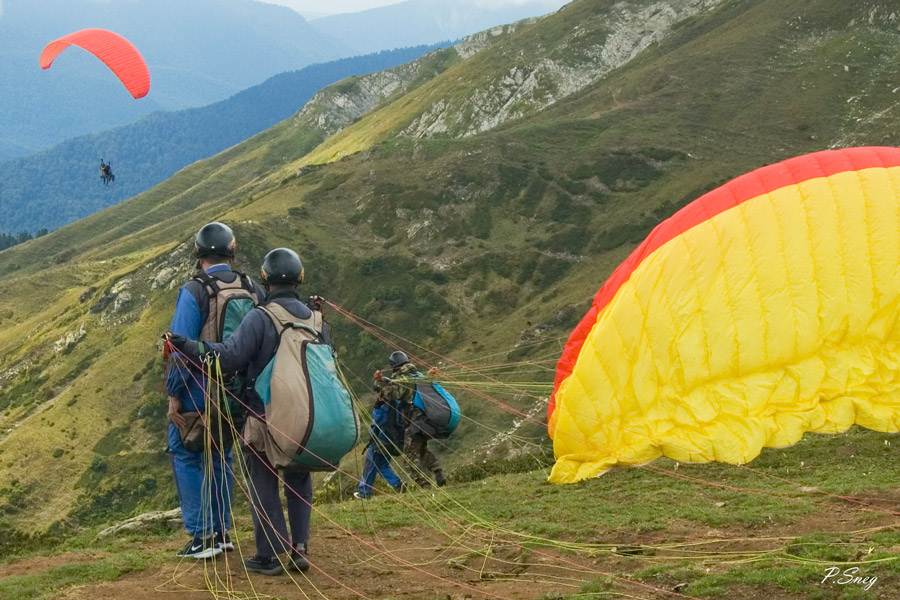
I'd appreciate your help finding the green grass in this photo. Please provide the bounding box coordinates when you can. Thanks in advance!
[4,426,900,597]
[0,551,162,600]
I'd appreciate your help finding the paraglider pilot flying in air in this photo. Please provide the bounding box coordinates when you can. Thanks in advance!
[100,159,114,186]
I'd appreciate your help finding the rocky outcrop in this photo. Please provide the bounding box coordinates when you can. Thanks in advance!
[290,18,522,144]
[403,0,726,138]
[97,508,182,538]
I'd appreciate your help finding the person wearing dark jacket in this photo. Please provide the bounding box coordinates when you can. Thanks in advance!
[377,351,446,488]
[169,248,322,576]
[166,222,264,560]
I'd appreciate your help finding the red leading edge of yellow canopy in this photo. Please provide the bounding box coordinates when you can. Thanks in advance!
[549,146,900,483]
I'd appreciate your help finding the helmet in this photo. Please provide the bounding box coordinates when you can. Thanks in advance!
[195,222,236,258]
[261,248,304,285]
[388,351,409,369]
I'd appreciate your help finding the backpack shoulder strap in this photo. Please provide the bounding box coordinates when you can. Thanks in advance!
[192,271,220,295]
[235,271,259,299]
[259,303,321,339]
[309,309,324,333]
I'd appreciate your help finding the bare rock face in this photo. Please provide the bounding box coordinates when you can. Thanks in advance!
[454,19,538,59]
[403,0,726,139]
[289,17,521,145]
[97,508,182,539]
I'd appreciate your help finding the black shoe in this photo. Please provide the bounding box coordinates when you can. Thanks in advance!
[353,491,371,500]
[214,531,234,552]
[287,544,310,572]
[244,555,284,576]
[176,536,223,560]
[435,470,446,487]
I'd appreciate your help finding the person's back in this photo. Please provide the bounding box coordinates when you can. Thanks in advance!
[168,247,329,576]
[165,222,261,560]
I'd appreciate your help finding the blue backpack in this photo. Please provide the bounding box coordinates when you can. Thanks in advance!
[412,382,460,439]
[370,400,407,456]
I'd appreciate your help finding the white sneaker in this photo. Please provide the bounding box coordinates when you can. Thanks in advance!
[176,536,223,560]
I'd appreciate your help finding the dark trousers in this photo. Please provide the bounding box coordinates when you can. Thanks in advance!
[245,449,312,558]
[405,432,441,485]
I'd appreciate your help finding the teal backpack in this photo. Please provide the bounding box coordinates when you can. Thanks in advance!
[412,382,461,439]
[249,303,359,471]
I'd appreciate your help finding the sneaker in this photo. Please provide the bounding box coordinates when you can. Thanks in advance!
[352,491,371,500]
[287,545,310,572]
[214,531,234,552]
[394,483,406,493]
[435,470,446,487]
[244,555,284,576]
[176,536,223,560]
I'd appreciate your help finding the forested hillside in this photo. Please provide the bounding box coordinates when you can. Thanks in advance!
[0,45,444,234]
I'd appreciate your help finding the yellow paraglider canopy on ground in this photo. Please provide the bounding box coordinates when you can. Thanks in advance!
[549,146,900,483]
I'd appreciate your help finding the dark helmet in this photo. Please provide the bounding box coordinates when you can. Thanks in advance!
[389,351,409,369]
[195,222,236,258]
[261,248,304,285]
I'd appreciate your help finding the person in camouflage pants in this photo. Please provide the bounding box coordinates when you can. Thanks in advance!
[375,351,446,488]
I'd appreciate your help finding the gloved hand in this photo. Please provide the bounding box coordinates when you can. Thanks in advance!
[166,332,188,351]
[307,295,324,311]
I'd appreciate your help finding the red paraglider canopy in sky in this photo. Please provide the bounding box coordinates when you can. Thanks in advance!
[40,28,150,99]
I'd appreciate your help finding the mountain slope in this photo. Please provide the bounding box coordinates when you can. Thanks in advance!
[0,0,347,160]
[0,44,444,235]
[1,0,900,537]
[310,0,567,54]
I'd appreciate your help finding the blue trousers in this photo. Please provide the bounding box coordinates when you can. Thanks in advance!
[358,445,402,495]
[168,423,233,537]
[246,450,312,557]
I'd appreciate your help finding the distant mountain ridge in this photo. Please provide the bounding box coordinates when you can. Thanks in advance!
[0,45,444,234]
[0,0,347,160]
[0,0,570,162]
[310,0,567,54]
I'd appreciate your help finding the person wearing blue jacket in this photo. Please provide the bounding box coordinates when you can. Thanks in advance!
[353,390,405,500]
[168,248,322,576]
[166,222,264,560]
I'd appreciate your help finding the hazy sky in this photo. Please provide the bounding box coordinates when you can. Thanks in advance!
[259,0,564,17]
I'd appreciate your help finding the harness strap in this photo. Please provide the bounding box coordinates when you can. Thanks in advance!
[259,303,323,340]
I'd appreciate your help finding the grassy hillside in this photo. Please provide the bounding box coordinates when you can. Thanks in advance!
[1,0,900,575]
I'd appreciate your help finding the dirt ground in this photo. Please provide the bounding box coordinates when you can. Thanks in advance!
[4,497,900,600]
[36,526,610,600]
